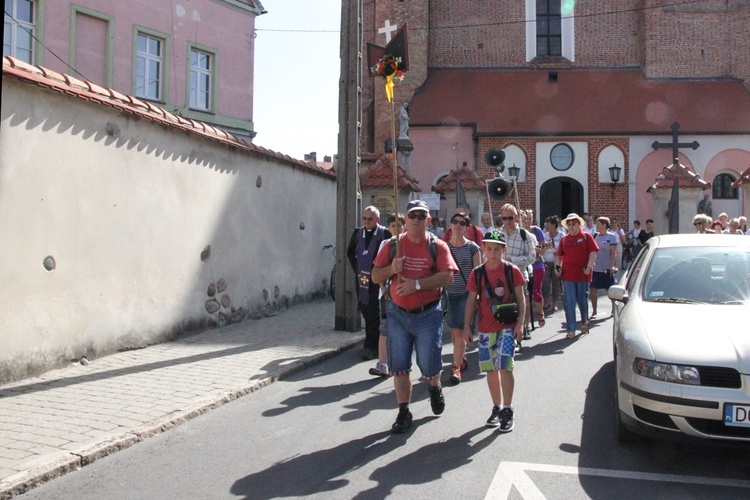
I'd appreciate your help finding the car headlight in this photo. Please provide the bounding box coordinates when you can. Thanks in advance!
[632,358,701,385]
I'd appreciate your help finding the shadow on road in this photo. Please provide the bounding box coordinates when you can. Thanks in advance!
[355,427,497,498]
[570,362,750,498]
[230,426,498,499]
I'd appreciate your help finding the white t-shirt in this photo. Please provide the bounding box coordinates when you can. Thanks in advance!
[612,228,625,253]
[542,230,564,263]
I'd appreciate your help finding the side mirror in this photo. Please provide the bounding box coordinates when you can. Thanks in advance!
[608,284,629,304]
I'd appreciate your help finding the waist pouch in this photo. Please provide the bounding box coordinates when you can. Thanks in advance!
[491,300,519,324]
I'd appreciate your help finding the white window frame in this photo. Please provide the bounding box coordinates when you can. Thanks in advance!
[525,0,575,62]
[4,0,35,63]
[189,47,213,111]
[135,32,163,101]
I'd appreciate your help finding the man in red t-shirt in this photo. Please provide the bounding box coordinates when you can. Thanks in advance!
[554,213,599,339]
[372,199,458,434]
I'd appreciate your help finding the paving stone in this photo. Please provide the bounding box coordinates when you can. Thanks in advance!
[0,301,361,494]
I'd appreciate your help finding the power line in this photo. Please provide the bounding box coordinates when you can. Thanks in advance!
[4,9,91,81]
[254,0,714,35]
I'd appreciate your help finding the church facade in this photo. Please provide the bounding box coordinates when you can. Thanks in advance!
[360,0,750,231]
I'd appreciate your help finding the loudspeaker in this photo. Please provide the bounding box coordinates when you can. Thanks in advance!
[484,148,506,172]
[487,177,510,201]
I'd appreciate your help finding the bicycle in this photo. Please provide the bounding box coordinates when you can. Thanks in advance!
[323,244,336,300]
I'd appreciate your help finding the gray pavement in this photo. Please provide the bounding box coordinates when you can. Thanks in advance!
[0,300,361,498]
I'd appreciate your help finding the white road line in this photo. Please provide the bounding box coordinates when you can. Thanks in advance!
[486,461,750,499]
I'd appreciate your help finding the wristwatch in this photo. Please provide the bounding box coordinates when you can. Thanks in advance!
[415,280,421,290]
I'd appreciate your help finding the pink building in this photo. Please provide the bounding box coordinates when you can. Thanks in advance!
[4,0,265,139]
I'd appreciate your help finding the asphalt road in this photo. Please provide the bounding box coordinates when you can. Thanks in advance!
[21,311,750,499]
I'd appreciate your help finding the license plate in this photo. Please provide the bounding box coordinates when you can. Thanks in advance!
[724,404,750,427]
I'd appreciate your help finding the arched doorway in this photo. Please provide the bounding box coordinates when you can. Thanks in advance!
[539,177,584,223]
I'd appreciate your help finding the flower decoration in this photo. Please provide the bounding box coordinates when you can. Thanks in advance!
[370,55,404,82]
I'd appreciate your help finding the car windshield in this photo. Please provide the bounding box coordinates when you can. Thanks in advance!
[642,247,750,304]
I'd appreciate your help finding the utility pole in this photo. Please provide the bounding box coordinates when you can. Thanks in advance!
[335,0,362,331]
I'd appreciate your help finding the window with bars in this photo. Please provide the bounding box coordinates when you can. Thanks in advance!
[536,0,562,57]
[135,33,163,101]
[189,48,212,111]
[712,173,738,200]
[3,0,35,63]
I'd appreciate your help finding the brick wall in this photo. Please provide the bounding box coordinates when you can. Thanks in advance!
[642,3,730,79]
[574,1,641,67]
[427,1,527,67]
[477,137,631,226]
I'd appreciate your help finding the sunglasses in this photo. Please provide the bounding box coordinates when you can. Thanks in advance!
[500,216,514,221]
[362,216,375,222]
[451,219,467,226]
[694,222,703,226]
[407,212,428,220]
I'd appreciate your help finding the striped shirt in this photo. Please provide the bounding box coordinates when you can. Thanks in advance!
[445,240,481,296]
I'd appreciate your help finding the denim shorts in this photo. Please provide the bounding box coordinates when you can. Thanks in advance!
[478,328,515,372]
[385,300,444,377]
[445,292,469,329]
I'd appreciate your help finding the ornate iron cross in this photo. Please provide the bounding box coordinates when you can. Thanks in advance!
[651,121,700,160]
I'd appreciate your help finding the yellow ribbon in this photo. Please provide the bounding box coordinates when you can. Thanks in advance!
[385,71,395,103]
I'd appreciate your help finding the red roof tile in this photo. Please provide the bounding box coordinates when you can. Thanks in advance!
[2,56,334,179]
[410,69,750,135]
[432,162,486,193]
[733,165,750,188]
[647,160,710,192]
[361,154,420,191]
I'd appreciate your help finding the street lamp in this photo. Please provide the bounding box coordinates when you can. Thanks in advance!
[508,164,520,181]
[609,164,622,194]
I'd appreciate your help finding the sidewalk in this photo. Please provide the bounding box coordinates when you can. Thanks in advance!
[0,301,361,498]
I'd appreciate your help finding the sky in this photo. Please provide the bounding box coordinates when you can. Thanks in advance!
[252,1,342,161]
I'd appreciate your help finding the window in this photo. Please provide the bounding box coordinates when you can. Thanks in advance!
[4,0,34,63]
[536,0,561,57]
[135,33,163,100]
[550,143,574,171]
[189,48,212,111]
[712,173,738,200]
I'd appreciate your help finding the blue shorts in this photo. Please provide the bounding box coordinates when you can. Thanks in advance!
[445,292,468,329]
[385,301,444,377]
[478,328,515,372]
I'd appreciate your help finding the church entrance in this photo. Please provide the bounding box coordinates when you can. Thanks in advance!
[539,177,584,223]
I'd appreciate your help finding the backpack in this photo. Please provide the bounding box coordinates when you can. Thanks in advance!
[388,232,439,271]
[474,262,516,303]
[474,261,520,325]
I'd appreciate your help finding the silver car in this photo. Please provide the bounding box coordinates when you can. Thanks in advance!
[608,234,750,442]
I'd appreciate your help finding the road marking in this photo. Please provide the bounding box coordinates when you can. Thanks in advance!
[486,461,750,499]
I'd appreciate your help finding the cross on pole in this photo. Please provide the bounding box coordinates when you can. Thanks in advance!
[651,121,699,161]
[651,122,700,235]
[378,19,397,43]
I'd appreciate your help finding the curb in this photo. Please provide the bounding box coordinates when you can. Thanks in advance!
[0,337,362,498]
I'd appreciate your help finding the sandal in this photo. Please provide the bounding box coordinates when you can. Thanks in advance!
[580,323,589,335]
[566,331,575,339]
[538,314,546,327]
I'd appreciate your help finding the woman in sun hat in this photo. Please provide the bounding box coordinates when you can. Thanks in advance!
[554,213,599,339]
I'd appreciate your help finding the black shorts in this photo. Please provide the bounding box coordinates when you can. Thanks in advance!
[591,271,615,290]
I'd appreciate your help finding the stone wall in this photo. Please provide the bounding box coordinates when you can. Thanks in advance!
[0,77,336,384]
